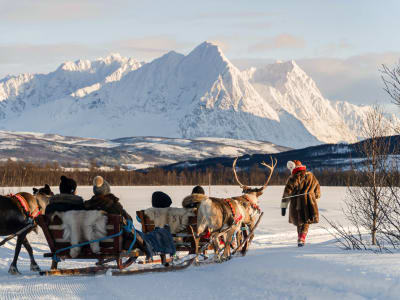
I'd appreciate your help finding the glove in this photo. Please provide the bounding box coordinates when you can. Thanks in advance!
[281,208,286,216]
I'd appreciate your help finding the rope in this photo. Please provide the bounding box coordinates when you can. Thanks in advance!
[124,220,137,253]
[52,219,137,263]
[281,192,312,200]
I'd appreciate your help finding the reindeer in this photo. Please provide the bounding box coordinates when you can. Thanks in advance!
[194,156,276,261]
[230,157,277,253]
[0,184,53,274]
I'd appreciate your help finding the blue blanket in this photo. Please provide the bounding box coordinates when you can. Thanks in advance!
[137,225,176,259]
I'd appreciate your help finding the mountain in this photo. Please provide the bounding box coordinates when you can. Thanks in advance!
[0,130,290,169]
[0,42,397,148]
[244,61,356,143]
[0,54,142,118]
[162,135,400,172]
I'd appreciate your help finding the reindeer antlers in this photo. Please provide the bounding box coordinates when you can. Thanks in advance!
[259,156,278,191]
[232,156,277,191]
[232,157,247,189]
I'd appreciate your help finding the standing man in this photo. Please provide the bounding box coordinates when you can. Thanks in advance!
[281,160,321,247]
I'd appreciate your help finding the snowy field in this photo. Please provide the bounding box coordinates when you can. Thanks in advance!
[0,185,400,300]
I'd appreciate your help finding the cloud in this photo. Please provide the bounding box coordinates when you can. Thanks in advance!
[249,34,305,52]
[113,37,190,57]
[0,0,116,23]
[318,40,352,56]
[198,11,273,19]
[232,52,400,107]
[297,53,400,105]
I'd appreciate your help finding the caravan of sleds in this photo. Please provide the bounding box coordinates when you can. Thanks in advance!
[0,157,276,276]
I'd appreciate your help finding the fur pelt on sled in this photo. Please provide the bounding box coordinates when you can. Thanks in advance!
[182,193,208,209]
[51,210,108,258]
[144,207,195,234]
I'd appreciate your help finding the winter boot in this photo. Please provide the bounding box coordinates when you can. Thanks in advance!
[298,233,307,247]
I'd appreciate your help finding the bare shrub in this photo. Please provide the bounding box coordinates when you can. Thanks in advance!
[325,106,392,251]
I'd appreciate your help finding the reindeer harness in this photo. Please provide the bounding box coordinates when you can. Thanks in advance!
[224,198,243,224]
[9,193,41,219]
[243,194,261,213]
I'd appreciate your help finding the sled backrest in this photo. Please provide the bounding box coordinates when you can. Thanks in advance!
[136,210,211,254]
[37,214,123,257]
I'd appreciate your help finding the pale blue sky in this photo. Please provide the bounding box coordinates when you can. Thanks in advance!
[1,0,400,106]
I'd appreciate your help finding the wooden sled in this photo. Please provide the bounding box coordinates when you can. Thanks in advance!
[37,214,142,275]
[37,214,188,276]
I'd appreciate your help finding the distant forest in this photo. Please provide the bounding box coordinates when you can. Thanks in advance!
[0,160,367,187]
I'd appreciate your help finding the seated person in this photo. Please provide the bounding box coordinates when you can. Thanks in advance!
[84,176,149,253]
[84,176,132,222]
[151,191,172,208]
[182,185,207,209]
[45,176,84,215]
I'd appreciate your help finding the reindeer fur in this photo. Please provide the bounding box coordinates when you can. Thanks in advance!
[196,197,246,260]
[52,210,108,258]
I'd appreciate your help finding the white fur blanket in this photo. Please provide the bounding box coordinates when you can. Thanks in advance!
[51,210,108,258]
[144,207,195,234]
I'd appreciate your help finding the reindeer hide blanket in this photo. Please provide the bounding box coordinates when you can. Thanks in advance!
[51,210,108,258]
[144,207,195,234]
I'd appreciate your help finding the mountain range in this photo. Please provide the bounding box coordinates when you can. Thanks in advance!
[164,135,400,173]
[0,130,289,169]
[0,42,397,148]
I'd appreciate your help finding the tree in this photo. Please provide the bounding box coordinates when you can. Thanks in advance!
[382,63,400,107]
[325,106,392,250]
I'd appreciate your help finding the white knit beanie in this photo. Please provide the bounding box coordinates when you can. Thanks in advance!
[287,161,296,172]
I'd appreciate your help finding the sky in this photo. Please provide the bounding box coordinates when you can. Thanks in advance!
[1,0,400,107]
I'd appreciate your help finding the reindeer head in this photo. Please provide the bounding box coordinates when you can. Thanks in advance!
[233,156,277,197]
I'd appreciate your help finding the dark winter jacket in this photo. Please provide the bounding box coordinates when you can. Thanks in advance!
[45,194,85,215]
[84,193,132,221]
[281,170,321,226]
[182,193,208,209]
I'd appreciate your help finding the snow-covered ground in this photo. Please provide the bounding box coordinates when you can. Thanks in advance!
[0,185,399,300]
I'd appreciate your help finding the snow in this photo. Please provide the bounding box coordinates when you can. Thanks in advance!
[1,42,397,149]
[0,130,289,169]
[0,185,399,299]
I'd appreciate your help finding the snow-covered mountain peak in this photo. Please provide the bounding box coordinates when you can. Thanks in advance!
[247,60,310,90]
[57,53,139,73]
[0,42,394,149]
[187,41,232,69]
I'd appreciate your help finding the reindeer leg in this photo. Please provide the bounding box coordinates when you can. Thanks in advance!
[22,237,40,272]
[210,233,222,262]
[222,228,235,260]
[8,234,26,275]
[189,226,201,263]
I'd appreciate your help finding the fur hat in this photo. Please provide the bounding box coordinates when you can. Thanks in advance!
[59,176,77,194]
[152,191,172,208]
[191,185,205,195]
[93,176,111,195]
[287,160,303,172]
